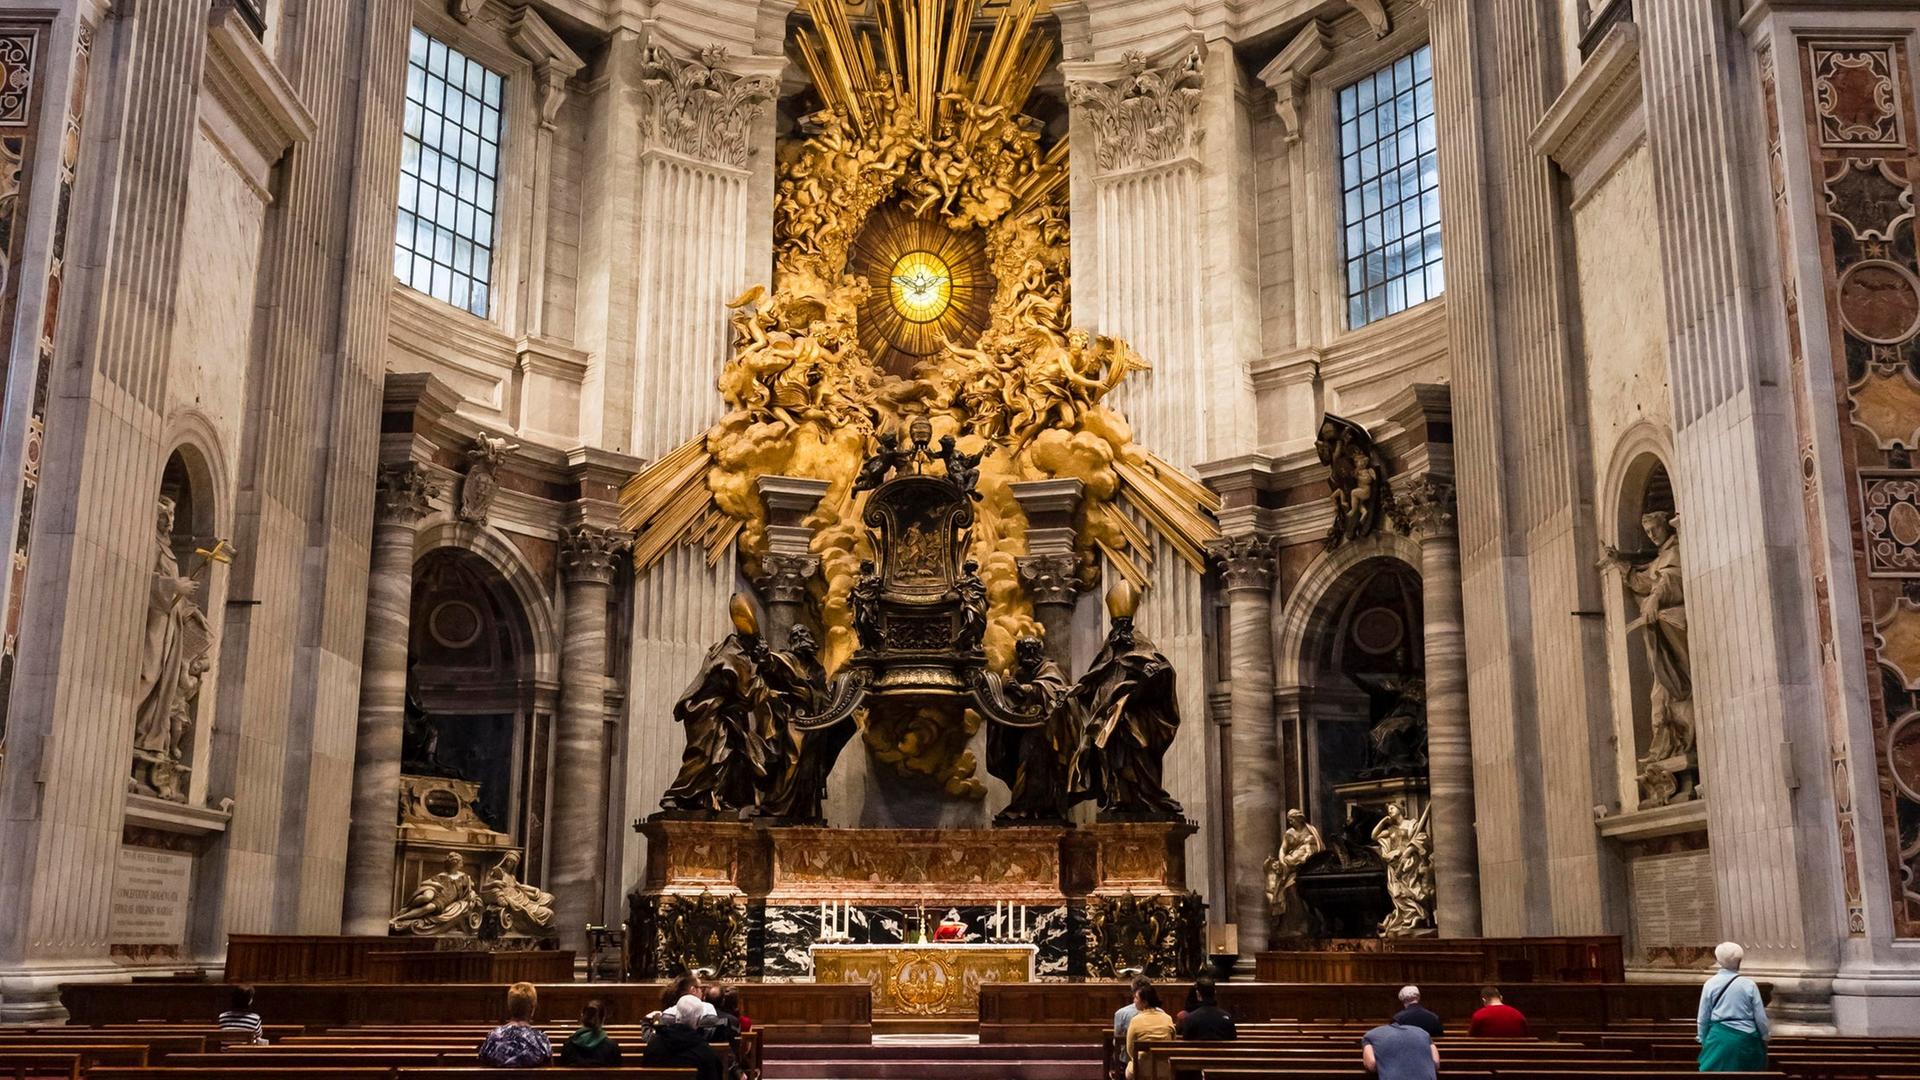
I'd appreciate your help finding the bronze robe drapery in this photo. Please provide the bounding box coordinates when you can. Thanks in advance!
[1071,631,1184,818]
[659,632,784,813]
[987,654,1079,823]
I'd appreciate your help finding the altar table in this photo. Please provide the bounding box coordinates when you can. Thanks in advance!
[810,943,1037,1017]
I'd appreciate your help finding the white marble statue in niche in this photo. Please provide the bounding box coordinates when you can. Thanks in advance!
[130,495,216,803]
[1600,509,1696,808]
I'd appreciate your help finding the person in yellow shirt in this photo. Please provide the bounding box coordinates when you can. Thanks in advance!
[1124,983,1175,1079]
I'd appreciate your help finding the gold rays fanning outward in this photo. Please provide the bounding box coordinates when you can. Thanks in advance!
[621,0,1219,675]
[850,203,993,374]
[793,0,1055,142]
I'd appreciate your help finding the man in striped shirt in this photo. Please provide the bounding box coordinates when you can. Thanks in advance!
[216,985,267,1044]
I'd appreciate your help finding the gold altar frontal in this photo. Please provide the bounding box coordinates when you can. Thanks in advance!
[811,943,1036,1018]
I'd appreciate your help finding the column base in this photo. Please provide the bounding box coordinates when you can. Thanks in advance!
[0,960,159,1023]
[1746,966,1835,1035]
[1833,971,1920,1036]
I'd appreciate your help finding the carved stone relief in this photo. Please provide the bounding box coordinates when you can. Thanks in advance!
[457,433,517,525]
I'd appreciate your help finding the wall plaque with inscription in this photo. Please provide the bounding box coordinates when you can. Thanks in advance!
[109,845,191,946]
[1628,848,1719,949]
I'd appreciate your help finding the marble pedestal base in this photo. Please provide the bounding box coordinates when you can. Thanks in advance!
[627,817,1205,981]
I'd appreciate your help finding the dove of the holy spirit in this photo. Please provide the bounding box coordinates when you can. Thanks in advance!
[888,250,953,323]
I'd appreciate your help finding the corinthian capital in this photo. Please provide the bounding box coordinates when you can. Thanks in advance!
[753,551,819,604]
[1208,534,1277,592]
[1402,476,1457,540]
[1066,46,1204,172]
[374,463,442,526]
[560,525,635,585]
[1017,552,1082,607]
[637,42,777,169]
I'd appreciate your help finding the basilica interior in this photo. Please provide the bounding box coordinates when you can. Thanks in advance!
[0,0,1918,1070]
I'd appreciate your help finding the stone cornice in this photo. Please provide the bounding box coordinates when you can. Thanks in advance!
[1530,20,1645,205]
[508,7,586,130]
[1255,19,1334,144]
[201,2,316,200]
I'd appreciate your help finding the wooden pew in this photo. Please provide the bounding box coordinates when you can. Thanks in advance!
[86,1060,698,1068]
[979,980,1706,1043]
[60,980,868,1044]
[0,1032,205,1060]
[0,1053,83,1080]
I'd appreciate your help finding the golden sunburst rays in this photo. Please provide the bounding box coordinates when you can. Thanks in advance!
[851,203,994,374]
[795,0,1056,139]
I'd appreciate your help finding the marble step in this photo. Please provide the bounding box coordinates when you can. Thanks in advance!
[760,1060,1103,1080]
[762,1040,1105,1079]
[771,1042,1101,1060]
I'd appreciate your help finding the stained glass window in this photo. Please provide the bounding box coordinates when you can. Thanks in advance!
[395,28,503,318]
[1337,44,1442,329]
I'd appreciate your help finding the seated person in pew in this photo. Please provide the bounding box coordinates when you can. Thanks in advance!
[648,972,718,1039]
[703,985,741,1046]
[1114,973,1154,1040]
[1393,985,1445,1038]
[714,985,751,1035]
[1175,976,1236,1041]
[1697,940,1771,1073]
[1124,983,1175,1080]
[217,984,267,1045]
[559,999,622,1066]
[478,980,552,1068]
[1363,1017,1440,1080]
[1467,986,1529,1038]
[643,994,724,1080]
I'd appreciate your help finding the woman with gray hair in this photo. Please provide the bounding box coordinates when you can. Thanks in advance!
[1697,941,1769,1071]
[643,994,724,1080]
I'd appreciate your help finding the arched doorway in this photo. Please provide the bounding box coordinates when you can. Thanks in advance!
[1300,555,1425,830]
[404,548,539,869]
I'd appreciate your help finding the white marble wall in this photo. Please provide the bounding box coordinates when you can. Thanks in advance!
[0,0,404,1014]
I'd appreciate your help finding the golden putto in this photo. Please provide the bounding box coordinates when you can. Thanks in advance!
[621,0,1219,680]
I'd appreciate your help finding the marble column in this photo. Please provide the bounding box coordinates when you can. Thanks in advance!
[753,476,830,646]
[1405,477,1481,937]
[1017,554,1081,668]
[755,553,819,648]
[342,463,441,934]
[549,525,632,953]
[1012,479,1085,666]
[1209,533,1279,955]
